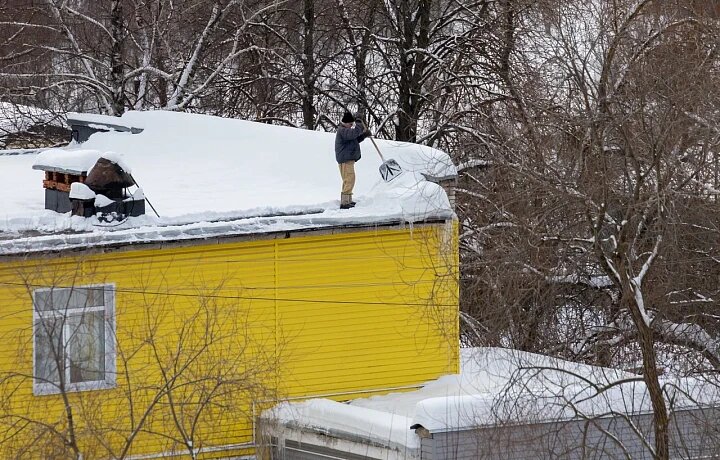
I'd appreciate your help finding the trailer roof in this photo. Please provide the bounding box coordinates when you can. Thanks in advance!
[267,347,720,444]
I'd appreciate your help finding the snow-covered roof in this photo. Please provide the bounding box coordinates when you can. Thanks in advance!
[0,110,456,255]
[33,149,133,175]
[265,347,720,447]
[66,111,135,128]
[65,112,144,135]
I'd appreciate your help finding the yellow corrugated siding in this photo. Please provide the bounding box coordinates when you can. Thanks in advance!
[0,222,458,458]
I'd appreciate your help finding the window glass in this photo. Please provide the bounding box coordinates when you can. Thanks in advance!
[50,288,72,310]
[33,284,115,394]
[67,288,89,310]
[35,287,103,312]
[86,286,104,307]
[34,290,52,312]
[67,311,105,383]
[34,318,63,384]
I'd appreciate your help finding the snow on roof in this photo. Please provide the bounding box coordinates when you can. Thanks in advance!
[65,112,144,134]
[265,347,720,447]
[33,149,133,175]
[32,148,103,174]
[0,110,456,255]
[66,111,139,128]
[0,102,65,138]
[267,398,419,450]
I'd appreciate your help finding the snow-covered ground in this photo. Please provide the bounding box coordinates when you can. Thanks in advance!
[266,347,720,449]
[0,111,456,254]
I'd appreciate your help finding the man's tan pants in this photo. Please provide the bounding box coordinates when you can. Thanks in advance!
[339,161,355,205]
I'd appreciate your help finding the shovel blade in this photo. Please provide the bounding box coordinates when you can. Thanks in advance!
[379,159,403,182]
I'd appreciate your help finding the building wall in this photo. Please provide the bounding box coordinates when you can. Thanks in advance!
[0,223,458,459]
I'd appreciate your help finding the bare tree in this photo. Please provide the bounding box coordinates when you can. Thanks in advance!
[457,1,720,458]
[0,0,288,115]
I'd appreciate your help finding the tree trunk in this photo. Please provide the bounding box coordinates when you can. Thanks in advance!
[625,289,669,460]
[302,0,316,129]
[615,256,669,460]
[109,0,125,115]
[395,0,430,142]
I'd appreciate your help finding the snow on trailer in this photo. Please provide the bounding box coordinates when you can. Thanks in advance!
[0,110,456,255]
[260,348,720,460]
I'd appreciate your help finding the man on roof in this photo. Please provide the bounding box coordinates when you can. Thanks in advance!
[335,111,370,209]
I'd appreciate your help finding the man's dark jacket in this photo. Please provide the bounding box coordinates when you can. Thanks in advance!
[335,122,368,163]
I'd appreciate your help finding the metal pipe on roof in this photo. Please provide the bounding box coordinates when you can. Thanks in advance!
[129,174,160,217]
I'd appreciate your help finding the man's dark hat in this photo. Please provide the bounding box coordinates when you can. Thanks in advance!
[341,111,354,123]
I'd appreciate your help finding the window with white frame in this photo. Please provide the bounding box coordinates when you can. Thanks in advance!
[33,284,116,395]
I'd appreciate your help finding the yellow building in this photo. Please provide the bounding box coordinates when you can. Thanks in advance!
[0,111,459,459]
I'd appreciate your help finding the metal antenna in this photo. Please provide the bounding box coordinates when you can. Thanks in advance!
[129,174,160,217]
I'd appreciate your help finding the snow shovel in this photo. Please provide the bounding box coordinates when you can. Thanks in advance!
[362,122,403,182]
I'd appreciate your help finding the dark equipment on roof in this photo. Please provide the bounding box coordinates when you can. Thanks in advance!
[85,157,134,199]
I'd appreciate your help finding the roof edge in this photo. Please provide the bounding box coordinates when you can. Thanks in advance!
[0,217,454,259]
[66,112,143,134]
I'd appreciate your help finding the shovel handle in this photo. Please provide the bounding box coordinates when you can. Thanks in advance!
[369,137,386,162]
[360,121,385,162]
